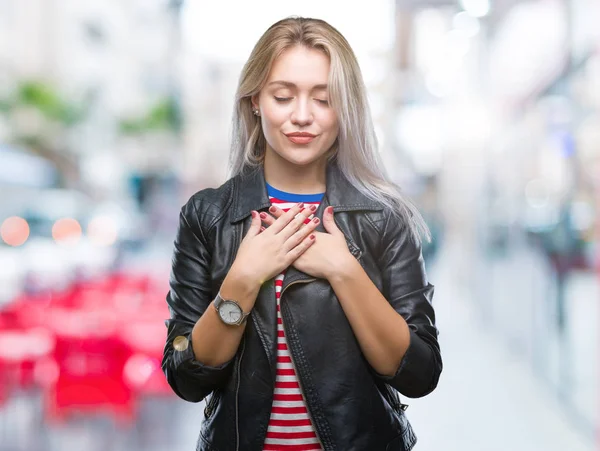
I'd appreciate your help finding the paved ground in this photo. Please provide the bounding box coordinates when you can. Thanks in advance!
[0,241,595,451]
[404,244,595,451]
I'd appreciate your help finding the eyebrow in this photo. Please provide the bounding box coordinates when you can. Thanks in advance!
[267,81,328,90]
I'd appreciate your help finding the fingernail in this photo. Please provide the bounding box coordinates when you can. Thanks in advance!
[313,218,320,224]
[251,211,257,218]
[269,206,277,213]
[297,202,304,209]
[310,234,315,240]
[328,206,334,214]
[259,212,267,219]
[310,204,317,211]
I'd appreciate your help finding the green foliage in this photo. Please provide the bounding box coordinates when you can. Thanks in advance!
[16,134,44,149]
[0,80,85,125]
[119,96,181,135]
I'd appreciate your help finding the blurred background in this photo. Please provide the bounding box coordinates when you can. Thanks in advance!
[0,0,598,450]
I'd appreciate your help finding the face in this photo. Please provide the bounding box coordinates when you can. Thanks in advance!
[253,45,339,168]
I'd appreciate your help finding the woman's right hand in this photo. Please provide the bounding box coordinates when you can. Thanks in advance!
[189,204,317,367]
[228,202,320,290]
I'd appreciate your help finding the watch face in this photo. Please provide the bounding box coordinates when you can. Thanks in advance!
[218,300,243,324]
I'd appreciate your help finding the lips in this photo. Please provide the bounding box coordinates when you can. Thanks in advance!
[285,132,317,145]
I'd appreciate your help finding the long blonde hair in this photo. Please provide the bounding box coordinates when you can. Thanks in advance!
[228,17,430,242]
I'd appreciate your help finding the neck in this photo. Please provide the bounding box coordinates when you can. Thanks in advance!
[263,147,327,194]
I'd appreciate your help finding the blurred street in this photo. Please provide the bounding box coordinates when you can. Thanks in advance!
[1,0,599,449]
[3,239,595,451]
[407,242,595,451]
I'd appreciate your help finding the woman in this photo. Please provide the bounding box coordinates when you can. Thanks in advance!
[162,17,442,451]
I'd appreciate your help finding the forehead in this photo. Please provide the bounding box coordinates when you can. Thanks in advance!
[266,46,330,88]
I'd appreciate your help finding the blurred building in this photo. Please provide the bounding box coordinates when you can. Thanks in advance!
[0,0,183,196]
[392,0,600,440]
[179,58,240,191]
[0,1,598,450]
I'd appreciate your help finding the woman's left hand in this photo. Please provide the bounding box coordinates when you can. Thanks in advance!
[260,205,354,280]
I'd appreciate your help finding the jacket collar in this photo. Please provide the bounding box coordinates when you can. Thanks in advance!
[230,161,382,223]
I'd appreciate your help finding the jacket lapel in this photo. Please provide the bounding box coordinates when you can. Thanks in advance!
[230,161,383,224]
[229,160,384,380]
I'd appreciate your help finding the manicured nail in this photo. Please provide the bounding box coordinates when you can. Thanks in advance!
[310,204,317,211]
[313,218,320,224]
[251,211,257,218]
[269,206,277,213]
[297,202,304,209]
[327,206,334,214]
[310,234,315,240]
[259,212,267,219]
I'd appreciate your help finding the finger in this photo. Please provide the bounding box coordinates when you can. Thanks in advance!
[245,211,262,238]
[259,211,277,227]
[267,202,306,235]
[270,203,317,220]
[266,205,286,219]
[286,233,316,263]
[260,226,266,233]
[322,206,343,236]
[284,216,320,251]
[262,203,314,227]
[278,204,317,240]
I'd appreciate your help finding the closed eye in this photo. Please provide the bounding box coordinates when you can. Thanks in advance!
[274,97,329,105]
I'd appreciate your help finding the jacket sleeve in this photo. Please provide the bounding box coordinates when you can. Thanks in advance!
[161,198,235,403]
[374,209,442,398]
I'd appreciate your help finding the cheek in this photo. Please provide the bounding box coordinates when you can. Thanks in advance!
[262,110,287,134]
[320,112,339,136]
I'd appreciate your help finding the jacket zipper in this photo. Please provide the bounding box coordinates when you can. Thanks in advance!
[280,278,326,450]
[384,382,408,412]
[204,390,220,419]
[235,220,245,451]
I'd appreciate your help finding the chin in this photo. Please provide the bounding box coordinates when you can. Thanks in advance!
[283,154,324,167]
[278,147,326,166]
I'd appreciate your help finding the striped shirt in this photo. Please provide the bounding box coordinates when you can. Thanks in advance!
[263,183,324,451]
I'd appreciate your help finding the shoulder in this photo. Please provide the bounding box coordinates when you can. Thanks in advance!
[181,178,235,232]
[365,204,422,250]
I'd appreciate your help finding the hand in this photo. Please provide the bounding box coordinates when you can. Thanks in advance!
[229,202,320,289]
[260,205,355,280]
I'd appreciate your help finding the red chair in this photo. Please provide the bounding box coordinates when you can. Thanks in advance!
[123,353,171,396]
[120,315,171,397]
[0,327,55,396]
[43,310,136,426]
[0,359,8,406]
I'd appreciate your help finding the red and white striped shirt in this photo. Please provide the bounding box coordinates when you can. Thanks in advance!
[263,185,323,451]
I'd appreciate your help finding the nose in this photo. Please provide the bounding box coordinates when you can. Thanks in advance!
[290,98,313,126]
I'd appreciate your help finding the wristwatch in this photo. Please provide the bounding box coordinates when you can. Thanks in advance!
[213,292,251,326]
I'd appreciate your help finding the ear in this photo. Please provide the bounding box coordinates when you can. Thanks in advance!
[250,94,259,111]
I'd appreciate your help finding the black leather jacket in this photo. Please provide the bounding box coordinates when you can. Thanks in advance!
[162,162,442,451]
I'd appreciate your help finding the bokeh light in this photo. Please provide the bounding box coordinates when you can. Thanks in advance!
[1,216,30,246]
[87,216,118,247]
[0,1,597,450]
[52,218,82,244]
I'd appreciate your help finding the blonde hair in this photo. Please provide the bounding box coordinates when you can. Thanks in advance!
[228,17,430,242]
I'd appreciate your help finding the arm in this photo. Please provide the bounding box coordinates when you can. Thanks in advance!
[162,199,318,402]
[328,211,441,398]
[328,259,411,378]
[161,199,259,403]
